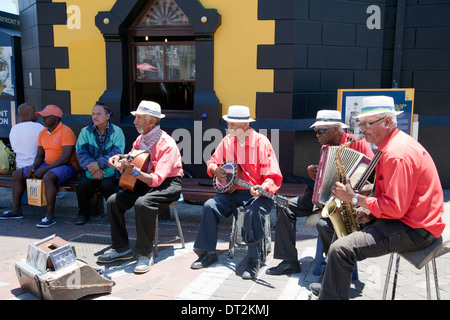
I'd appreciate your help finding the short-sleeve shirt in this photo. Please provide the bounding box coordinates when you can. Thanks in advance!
[9,121,44,168]
[38,122,78,169]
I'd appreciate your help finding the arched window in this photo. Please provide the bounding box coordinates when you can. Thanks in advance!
[96,0,221,126]
[129,0,195,117]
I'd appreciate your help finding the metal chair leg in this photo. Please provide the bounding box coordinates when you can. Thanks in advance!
[432,258,441,300]
[228,207,243,259]
[154,202,185,258]
[154,219,159,257]
[384,254,442,300]
[382,253,394,300]
[228,216,236,259]
[391,254,401,300]
[425,262,431,300]
[172,204,185,248]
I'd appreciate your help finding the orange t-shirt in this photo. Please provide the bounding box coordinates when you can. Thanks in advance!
[38,122,78,169]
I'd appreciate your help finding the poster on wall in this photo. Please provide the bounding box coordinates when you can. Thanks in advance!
[0,46,14,98]
[0,100,14,138]
[337,88,415,136]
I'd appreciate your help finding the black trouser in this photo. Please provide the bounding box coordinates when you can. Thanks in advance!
[319,219,437,300]
[76,170,120,218]
[194,190,274,259]
[106,176,182,257]
[273,193,314,261]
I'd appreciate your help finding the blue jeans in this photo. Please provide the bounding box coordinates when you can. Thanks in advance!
[194,190,274,259]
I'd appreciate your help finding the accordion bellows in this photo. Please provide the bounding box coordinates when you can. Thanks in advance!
[312,146,372,206]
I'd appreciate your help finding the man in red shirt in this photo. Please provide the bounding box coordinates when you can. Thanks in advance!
[191,105,283,279]
[311,96,445,300]
[98,101,183,274]
[267,110,373,276]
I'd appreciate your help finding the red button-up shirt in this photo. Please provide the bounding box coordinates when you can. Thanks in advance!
[132,131,183,188]
[365,129,445,238]
[207,129,283,195]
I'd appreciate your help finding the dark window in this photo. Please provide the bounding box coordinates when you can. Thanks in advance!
[129,0,195,116]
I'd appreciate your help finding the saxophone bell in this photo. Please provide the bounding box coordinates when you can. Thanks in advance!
[321,197,349,239]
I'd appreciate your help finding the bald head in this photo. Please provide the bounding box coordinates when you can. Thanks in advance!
[17,103,38,122]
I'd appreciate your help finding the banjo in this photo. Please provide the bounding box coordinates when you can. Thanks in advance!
[213,162,290,208]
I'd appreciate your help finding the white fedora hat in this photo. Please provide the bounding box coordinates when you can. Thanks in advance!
[310,110,348,128]
[354,96,403,119]
[131,100,165,118]
[222,105,255,122]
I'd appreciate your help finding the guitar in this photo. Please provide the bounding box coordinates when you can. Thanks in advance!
[213,162,290,208]
[118,151,151,191]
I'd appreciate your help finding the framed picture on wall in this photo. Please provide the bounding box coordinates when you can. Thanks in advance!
[337,88,415,136]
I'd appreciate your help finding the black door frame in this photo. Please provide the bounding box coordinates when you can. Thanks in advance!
[95,0,222,127]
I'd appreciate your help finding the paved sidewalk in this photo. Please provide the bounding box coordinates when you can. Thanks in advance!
[0,187,449,301]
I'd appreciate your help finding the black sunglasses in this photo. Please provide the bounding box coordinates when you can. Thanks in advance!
[314,125,338,135]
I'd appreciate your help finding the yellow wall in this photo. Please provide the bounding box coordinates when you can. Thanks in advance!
[200,0,274,118]
[53,0,274,118]
[53,0,115,115]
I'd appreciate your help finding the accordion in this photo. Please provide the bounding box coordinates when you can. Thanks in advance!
[312,146,372,206]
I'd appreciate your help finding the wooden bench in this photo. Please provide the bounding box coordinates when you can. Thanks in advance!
[1,175,307,202]
[0,175,307,219]
[180,178,307,203]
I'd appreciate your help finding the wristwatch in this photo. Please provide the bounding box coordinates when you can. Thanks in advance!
[352,193,359,206]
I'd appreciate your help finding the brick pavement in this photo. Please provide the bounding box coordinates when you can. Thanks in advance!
[0,187,449,301]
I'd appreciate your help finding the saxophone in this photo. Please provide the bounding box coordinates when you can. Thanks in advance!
[321,133,366,238]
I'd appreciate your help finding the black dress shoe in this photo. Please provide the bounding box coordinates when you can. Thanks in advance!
[191,253,218,269]
[266,260,301,275]
[242,258,260,279]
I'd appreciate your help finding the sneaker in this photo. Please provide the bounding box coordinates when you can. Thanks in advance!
[97,249,134,263]
[134,255,154,274]
[0,211,23,219]
[36,217,56,228]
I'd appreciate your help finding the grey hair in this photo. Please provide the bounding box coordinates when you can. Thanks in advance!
[376,112,397,128]
[144,114,161,126]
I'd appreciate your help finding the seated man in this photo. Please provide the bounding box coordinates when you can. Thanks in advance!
[0,105,78,227]
[267,110,373,276]
[9,103,44,169]
[98,101,183,274]
[75,102,125,225]
[311,96,445,299]
[191,105,283,280]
